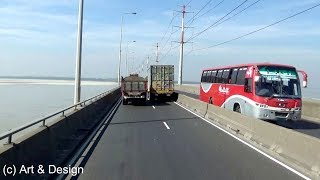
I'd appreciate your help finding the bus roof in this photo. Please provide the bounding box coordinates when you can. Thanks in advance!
[202,63,296,71]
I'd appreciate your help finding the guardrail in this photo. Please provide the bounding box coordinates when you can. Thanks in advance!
[0,87,119,144]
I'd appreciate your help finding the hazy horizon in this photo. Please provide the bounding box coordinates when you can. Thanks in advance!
[0,0,319,88]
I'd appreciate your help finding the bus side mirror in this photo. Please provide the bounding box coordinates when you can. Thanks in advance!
[297,70,308,88]
[302,80,307,88]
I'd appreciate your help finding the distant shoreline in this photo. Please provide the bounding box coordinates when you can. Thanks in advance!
[0,76,199,84]
[0,76,117,82]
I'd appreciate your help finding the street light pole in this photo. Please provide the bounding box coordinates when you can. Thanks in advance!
[178,5,186,85]
[131,51,135,74]
[74,0,84,104]
[118,16,124,86]
[126,40,136,76]
[118,12,137,85]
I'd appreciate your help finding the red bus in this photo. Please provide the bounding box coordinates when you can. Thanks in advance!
[200,63,308,121]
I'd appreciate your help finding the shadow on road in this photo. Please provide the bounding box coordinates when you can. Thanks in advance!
[275,119,320,130]
[131,101,171,106]
[129,93,180,106]
[109,117,198,126]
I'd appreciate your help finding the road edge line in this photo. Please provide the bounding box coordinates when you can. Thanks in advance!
[174,102,311,180]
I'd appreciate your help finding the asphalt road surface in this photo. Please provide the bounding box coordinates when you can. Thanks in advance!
[77,101,303,180]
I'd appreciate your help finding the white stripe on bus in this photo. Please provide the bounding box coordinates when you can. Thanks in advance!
[221,95,298,111]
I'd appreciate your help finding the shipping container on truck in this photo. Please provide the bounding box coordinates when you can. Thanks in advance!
[121,74,147,105]
[147,65,177,101]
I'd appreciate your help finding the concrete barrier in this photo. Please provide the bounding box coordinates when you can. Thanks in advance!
[175,85,199,95]
[177,84,320,122]
[302,100,320,120]
[176,94,207,117]
[177,94,320,178]
[0,88,121,179]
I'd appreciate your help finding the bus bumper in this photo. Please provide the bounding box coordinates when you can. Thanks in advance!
[254,109,301,121]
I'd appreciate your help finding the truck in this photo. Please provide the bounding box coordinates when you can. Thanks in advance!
[121,74,147,105]
[147,65,177,101]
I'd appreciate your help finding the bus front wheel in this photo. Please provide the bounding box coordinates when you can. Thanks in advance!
[234,104,241,113]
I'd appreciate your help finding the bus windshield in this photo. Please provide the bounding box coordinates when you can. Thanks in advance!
[255,66,301,99]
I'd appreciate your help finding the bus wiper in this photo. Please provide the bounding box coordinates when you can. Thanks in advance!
[269,93,296,100]
[268,94,279,99]
[280,87,296,100]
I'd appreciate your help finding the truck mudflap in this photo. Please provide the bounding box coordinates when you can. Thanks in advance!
[123,95,146,99]
[122,95,146,105]
[149,92,178,102]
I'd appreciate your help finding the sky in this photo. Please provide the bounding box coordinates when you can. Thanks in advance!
[0,0,319,87]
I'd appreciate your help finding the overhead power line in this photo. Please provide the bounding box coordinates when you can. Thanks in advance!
[157,1,192,58]
[187,0,214,25]
[187,0,225,25]
[184,0,261,56]
[161,44,181,64]
[171,0,225,36]
[193,0,225,23]
[160,12,179,44]
[158,1,192,59]
[158,44,180,62]
[190,2,320,52]
[186,0,193,6]
[186,0,249,43]
[210,0,262,30]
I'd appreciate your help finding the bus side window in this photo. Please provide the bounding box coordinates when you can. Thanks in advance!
[201,71,207,82]
[244,78,252,93]
[236,68,247,85]
[210,71,217,83]
[231,68,238,84]
[216,70,223,83]
[204,71,209,82]
[222,69,230,84]
[206,71,212,82]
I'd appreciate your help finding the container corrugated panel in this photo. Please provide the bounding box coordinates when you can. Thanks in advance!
[150,65,174,94]
[122,74,147,92]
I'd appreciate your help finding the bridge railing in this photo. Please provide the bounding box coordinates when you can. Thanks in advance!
[0,87,119,145]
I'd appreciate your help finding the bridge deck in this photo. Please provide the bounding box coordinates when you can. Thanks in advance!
[77,101,301,180]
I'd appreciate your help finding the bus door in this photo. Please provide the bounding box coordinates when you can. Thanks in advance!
[215,70,225,106]
[221,69,231,107]
[243,66,254,114]
[244,66,254,95]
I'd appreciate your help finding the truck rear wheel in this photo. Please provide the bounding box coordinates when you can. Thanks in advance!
[140,99,147,105]
[122,98,128,105]
[149,94,154,102]
[171,92,178,102]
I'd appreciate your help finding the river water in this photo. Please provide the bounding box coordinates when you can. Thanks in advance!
[0,79,118,134]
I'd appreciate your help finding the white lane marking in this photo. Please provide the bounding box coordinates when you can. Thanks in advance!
[152,105,156,109]
[163,122,170,130]
[174,102,311,180]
